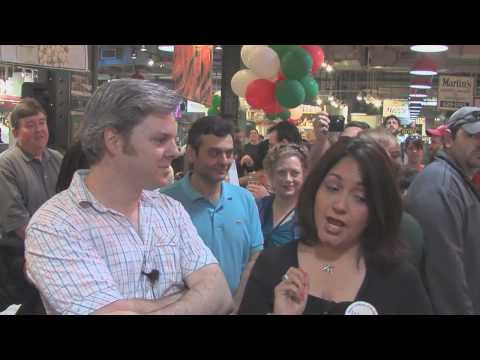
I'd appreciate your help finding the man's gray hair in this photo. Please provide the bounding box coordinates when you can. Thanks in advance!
[81,79,181,164]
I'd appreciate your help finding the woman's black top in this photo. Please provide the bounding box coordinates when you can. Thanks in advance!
[238,241,433,315]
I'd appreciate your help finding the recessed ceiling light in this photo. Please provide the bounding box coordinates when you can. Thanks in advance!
[410,45,448,53]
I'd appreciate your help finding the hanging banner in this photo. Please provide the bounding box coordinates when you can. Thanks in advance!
[0,45,88,72]
[382,99,410,125]
[438,75,475,110]
[172,45,213,106]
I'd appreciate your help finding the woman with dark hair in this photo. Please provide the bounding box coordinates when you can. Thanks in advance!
[238,137,432,315]
[404,135,425,172]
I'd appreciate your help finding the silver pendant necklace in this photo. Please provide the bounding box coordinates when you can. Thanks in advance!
[320,264,335,273]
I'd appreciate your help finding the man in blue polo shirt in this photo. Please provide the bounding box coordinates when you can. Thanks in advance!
[161,116,263,311]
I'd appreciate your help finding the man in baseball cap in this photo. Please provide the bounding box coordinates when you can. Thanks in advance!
[426,124,450,163]
[405,106,480,314]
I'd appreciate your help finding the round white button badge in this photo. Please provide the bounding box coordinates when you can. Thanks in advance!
[345,301,378,315]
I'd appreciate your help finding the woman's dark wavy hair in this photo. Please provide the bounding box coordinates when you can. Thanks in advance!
[297,137,406,267]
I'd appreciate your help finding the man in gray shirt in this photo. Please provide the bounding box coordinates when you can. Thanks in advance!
[405,107,480,314]
[0,98,63,312]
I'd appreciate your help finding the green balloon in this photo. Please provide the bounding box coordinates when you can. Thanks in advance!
[281,47,313,80]
[279,109,291,121]
[269,45,299,59]
[208,107,218,116]
[300,75,319,103]
[275,80,306,109]
[211,94,221,108]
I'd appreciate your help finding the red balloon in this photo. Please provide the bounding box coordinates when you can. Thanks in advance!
[300,45,325,73]
[245,79,276,110]
[263,101,283,114]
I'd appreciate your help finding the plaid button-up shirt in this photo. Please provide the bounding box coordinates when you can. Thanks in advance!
[25,170,217,315]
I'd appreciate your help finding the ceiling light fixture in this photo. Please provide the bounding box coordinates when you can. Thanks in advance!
[410,45,448,53]
[131,50,137,60]
[409,77,432,89]
[140,45,147,52]
[147,56,154,67]
[409,89,428,98]
[158,45,175,52]
[410,56,438,76]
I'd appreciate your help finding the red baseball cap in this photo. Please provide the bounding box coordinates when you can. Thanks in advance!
[426,124,450,137]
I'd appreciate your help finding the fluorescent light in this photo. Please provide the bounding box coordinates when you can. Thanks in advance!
[410,84,432,89]
[410,45,448,53]
[140,45,147,52]
[410,69,438,76]
[158,45,175,52]
[409,93,428,98]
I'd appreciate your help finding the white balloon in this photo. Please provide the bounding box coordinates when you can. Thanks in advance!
[230,69,259,98]
[241,45,264,67]
[289,105,304,120]
[246,46,281,80]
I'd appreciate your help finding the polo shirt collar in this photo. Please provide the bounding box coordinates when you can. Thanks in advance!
[15,143,51,163]
[181,172,232,204]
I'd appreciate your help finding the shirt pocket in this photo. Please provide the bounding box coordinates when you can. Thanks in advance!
[150,229,183,293]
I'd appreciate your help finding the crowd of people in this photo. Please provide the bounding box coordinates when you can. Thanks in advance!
[0,78,479,315]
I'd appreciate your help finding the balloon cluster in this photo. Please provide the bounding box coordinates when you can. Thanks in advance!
[207,94,221,116]
[231,45,324,122]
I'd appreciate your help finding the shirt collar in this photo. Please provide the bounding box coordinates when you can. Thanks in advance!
[70,170,109,213]
[180,172,232,204]
[69,170,158,214]
[16,143,51,163]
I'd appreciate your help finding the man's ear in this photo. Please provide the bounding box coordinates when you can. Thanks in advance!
[12,128,18,138]
[443,133,454,149]
[103,128,123,157]
[186,144,196,161]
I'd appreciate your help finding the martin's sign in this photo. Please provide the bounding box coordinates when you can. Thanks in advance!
[438,75,475,110]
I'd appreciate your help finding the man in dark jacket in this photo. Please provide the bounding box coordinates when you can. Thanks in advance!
[405,107,480,314]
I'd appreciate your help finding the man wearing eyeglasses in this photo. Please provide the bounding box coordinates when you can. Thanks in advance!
[161,116,263,313]
[406,107,480,314]
[0,98,63,314]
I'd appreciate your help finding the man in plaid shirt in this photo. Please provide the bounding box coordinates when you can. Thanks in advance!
[25,79,233,315]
